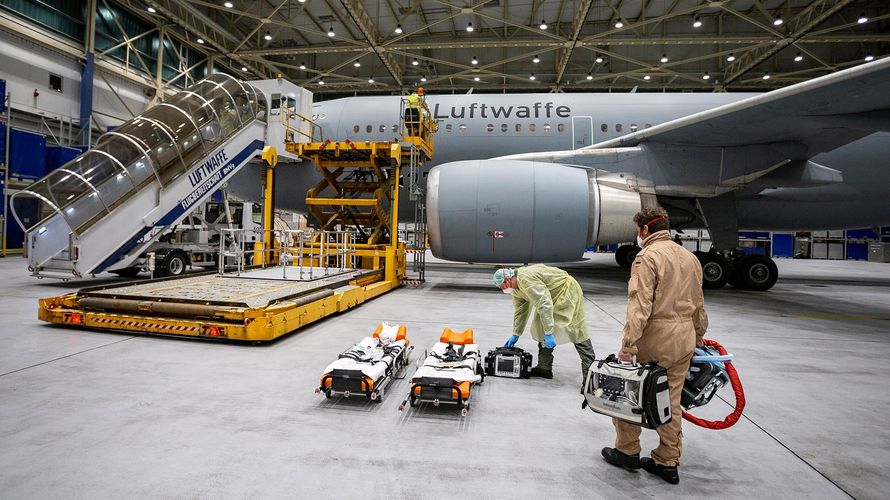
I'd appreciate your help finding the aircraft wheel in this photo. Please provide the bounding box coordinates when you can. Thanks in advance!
[697,252,730,289]
[615,244,641,268]
[733,254,778,291]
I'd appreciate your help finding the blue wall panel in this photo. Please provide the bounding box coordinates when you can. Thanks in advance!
[847,243,868,261]
[772,233,793,258]
[847,228,879,239]
[0,123,5,163]
[0,79,5,113]
[9,128,47,180]
[46,145,81,172]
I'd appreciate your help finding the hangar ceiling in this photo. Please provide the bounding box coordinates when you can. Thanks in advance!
[101,0,890,94]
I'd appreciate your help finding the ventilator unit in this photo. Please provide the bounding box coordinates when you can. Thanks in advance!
[682,346,731,410]
[582,355,672,429]
[484,346,532,378]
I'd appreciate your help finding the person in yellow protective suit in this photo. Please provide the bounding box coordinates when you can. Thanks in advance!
[405,90,421,135]
[601,207,708,486]
[493,265,596,379]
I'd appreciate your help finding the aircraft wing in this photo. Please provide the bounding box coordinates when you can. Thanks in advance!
[500,57,890,164]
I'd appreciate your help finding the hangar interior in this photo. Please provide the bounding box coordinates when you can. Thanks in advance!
[0,1,889,499]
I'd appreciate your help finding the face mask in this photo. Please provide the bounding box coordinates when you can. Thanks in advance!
[501,287,513,295]
[636,235,644,247]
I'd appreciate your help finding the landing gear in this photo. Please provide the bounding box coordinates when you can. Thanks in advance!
[694,251,731,289]
[730,254,778,291]
[694,250,778,291]
[615,244,641,268]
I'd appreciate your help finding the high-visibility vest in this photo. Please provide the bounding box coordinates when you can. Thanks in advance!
[407,93,421,108]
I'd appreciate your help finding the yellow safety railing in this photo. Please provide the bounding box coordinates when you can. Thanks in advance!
[282,104,324,143]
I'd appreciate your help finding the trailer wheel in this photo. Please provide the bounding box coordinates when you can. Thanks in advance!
[161,251,188,277]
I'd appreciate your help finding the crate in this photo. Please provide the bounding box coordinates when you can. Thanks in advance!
[9,128,47,180]
[46,145,81,172]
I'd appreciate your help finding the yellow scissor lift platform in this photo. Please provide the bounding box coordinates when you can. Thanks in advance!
[37,96,434,342]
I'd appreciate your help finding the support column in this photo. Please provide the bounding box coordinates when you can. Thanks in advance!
[79,0,97,147]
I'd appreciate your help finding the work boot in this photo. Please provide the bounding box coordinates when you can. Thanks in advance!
[641,457,680,485]
[601,448,641,472]
[532,344,555,378]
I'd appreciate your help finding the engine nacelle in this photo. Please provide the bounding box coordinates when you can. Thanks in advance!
[427,160,646,263]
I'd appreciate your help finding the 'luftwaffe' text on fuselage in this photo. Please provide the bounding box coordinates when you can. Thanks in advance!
[433,102,571,120]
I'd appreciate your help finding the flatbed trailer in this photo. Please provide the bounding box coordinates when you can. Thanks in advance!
[39,267,392,342]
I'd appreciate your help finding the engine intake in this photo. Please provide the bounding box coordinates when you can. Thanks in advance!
[427,160,646,263]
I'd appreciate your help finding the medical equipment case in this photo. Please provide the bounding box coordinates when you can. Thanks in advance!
[484,346,532,378]
[582,354,672,429]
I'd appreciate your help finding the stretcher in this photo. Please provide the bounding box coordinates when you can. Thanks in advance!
[399,328,484,417]
[317,323,413,403]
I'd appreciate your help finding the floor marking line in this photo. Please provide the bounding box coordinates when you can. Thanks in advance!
[790,313,890,321]
[0,335,137,378]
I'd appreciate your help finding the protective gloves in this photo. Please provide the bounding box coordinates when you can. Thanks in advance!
[543,332,556,349]
[505,335,520,348]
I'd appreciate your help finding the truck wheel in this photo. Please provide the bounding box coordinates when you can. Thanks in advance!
[696,252,730,289]
[162,251,188,277]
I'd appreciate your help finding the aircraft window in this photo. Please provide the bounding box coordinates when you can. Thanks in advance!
[529,123,536,132]
[630,123,638,132]
[486,124,494,132]
[366,125,372,133]
[501,124,508,132]
[459,124,467,132]
[515,124,522,132]
[615,124,623,132]
[601,124,608,132]
[379,125,386,133]
[392,124,398,132]
[353,125,360,133]
[645,123,652,129]
[558,123,565,132]
[544,123,551,132]
[446,124,453,133]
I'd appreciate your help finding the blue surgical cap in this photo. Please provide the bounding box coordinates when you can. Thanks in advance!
[492,268,517,287]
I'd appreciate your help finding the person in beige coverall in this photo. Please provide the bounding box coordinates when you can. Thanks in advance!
[601,207,709,485]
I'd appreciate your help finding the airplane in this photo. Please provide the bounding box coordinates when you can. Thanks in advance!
[266,57,890,292]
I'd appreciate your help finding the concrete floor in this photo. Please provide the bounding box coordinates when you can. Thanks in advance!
[0,253,887,499]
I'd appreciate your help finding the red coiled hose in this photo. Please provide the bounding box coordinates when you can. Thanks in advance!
[682,338,745,429]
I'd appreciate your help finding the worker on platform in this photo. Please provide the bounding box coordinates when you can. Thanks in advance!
[601,207,709,485]
[405,89,422,135]
[493,265,596,379]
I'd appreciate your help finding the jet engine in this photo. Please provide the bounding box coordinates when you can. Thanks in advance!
[427,160,649,263]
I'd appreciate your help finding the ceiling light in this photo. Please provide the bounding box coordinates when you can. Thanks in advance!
[264,31,272,41]
[726,53,736,62]
[318,79,324,85]
[660,54,668,63]
[297,0,305,3]
[412,58,419,66]
[473,76,480,82]
[794,52,803,62]
[693,16,702,28]
[471,56,478,65]
[773,15,783,26]
[223,1,233,8]
[147,6,156,13]
[466,22,474,32]
[702,72,710,80]
[395,24,403,34]
[615,20,624,29]
[196,37,204,44]
[327,26,335,37]
[643,74,651,80]
[420,75,427,82]
[299,62,306,70]
[540,19,547,30]
[529,73,536,80]
[595,55,603,63]
[763,73,771,80]
[586,72,593,80]
[865,52,874,62]
[858,13,869,24]
[368,77,374,83]
[241,66,248,71]
[354,60,361,67]
[532,55,540,64]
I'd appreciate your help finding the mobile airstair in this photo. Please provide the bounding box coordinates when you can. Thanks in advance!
[11,74,307,279]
